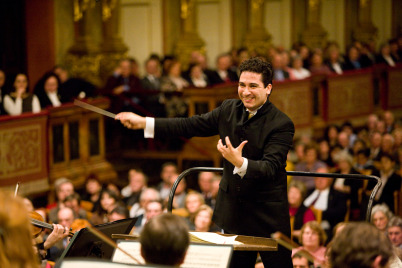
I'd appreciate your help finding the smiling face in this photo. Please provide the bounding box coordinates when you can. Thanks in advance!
[238,71,271,112]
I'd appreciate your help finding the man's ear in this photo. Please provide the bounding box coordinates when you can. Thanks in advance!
[372,255,383,268]
[266,84,272,95]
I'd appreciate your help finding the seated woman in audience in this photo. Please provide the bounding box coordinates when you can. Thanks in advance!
[81,173,102,212]
[3,73,41,115]
[178,191,205,220]
[289,55,311,80]
[309,50,331,75]
[190,204,219,232]
[292,221,327,267]
[325,44,344,75]
[185,63,210,88]
[288,180,315,241]
[90,188,122,225]
[317,138,334,167]
[324,124,339,149]
[371,203,393,233]
[160,60,188,117]
[33,72,62,109]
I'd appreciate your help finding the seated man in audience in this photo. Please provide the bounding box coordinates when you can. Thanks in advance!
[387,216,402,249]
[303,167,347,240]
[157,162,178,200]
[140,213,189,266]
[108,205,130,222]
[121,169,148,207]
[53,65,97,102]
[209,53,238,85]
[134,200,164,234]
[48,207,76,261]
[198,171,214,206]
[272,53,290,81]
[330,222,394,268]
[64,192,88,220]
[367,153,401,213]
[130,187,161,218]
[294,143,327,194]
[48,177,75,223]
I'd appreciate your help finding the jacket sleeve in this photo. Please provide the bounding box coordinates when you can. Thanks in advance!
[154,100,225,138]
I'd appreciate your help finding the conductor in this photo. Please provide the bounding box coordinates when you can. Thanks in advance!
[116,57,294,268]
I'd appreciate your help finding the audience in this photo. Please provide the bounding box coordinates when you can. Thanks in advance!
[33,72,63,109]
[303,166,347,240]
[130,187,161,218]
[288,180,315,241]
[48,177,75,223]
[292,221,327,267]
[121,169,148,207]
[3,73,41,115]
[371,204,393,233]
[209,53,238,85]
[53,65,96,102]
[387,216,402,249]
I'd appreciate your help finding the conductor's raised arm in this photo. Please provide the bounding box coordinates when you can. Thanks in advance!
[115,112,147,130]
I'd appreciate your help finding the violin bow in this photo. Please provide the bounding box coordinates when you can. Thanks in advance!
[14,181,21,197]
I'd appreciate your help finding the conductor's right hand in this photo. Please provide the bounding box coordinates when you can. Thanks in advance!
[115,112,146,130]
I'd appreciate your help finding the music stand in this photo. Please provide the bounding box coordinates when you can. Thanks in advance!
[56,258,172,268]
[58,217,138,262]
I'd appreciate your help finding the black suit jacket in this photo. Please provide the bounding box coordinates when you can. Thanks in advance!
[368,171,401,212]
[155,99,295,238]
[209,69,239,85]
[322,188,347,230]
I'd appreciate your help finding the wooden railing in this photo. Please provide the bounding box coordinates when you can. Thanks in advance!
[122,65,402,170]
[0,98,117,197]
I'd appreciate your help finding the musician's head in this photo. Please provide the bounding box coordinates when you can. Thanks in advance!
[330,222,393,268]
[0,190,38,268]
[140,213,189,266]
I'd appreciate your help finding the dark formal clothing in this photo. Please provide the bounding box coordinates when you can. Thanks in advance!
[59,78,96,103]
[273,69,290,81]
[209,69,239,85]
[36,91,62,109]
[154,98,295,267]
[102,74,143,113]
[368,170,401,213]
[322,188,347,240]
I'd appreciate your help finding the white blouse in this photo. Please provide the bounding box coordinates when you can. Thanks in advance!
[3,94,41,115]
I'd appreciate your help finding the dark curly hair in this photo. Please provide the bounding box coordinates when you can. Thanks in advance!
[239,57,273,87]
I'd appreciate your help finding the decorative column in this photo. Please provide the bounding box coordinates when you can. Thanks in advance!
[301,0,328,49]
[243,0,271,57]
[65,0,101,86]
[174,0,205,70]
[99,0,128,81]
[353,0,377,43]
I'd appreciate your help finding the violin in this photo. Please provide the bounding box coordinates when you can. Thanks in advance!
[29,211,74,238]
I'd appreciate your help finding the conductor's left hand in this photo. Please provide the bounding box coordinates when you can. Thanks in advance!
[115,112,146,129]
[217,136,248,168]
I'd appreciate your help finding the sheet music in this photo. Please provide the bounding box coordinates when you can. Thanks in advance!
[189,232,243,245]
[113,240,233,268]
